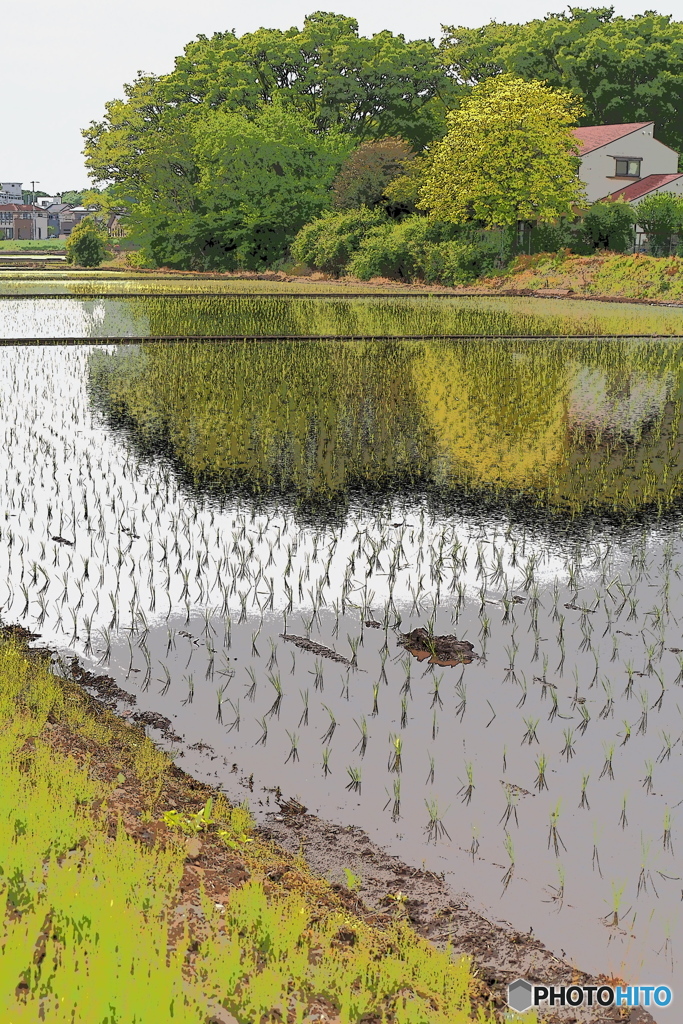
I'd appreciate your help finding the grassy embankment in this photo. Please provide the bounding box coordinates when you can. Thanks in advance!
[0,634,510,1024]
[471,251,683,302]
[0,240,66,252]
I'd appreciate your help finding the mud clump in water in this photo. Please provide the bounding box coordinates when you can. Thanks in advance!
[398,627,478,666]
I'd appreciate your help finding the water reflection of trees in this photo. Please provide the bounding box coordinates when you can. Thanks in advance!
[89,338,683,517]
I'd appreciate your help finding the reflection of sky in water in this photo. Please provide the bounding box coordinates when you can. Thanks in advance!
[0,299,149,338]
[3,343,683,992]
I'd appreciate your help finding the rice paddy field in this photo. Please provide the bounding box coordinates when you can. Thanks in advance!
[3,285,683,1005]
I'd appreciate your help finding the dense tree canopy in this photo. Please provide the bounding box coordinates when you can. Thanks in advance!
[440,8,683,157]
[418,76,585,227]
[81,8,683,270]
[83,12,458,268]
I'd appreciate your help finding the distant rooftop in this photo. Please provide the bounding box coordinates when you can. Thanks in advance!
[572,122,654,156]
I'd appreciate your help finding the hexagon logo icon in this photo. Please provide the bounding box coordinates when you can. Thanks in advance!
[507,978,534,1013]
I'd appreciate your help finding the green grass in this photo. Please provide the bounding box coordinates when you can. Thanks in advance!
[0,240,66,252]
[0,638,506,1023]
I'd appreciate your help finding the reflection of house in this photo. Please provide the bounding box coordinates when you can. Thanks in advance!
[574,122,683,204]
[0,204,50,240]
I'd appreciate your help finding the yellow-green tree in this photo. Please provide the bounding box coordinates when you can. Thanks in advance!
[418,75,585,227]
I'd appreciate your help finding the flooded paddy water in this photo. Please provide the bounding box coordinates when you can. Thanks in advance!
[2,287,683,1003]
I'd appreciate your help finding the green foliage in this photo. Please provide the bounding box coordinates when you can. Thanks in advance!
[343,867,363,891]
[634,193,683,256]
[332,138,416,214]
[0,239,66,250]
[583,200,636,253]
[291,207,386,275]
[82,13,462,270]
[418,238,501,285]
[441,8,683,155]
[417,75,584,227]
[118,104,347,271]
[344,217,500,284]
[65,218,109,267]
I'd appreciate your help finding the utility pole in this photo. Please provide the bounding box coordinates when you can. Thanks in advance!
[30,181,40,239]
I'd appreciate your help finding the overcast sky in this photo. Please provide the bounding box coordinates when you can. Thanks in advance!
[3,0,682,192]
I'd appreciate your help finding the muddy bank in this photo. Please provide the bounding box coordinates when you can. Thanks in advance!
[13,627,654,1024]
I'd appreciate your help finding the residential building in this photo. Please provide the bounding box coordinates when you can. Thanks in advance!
[0,182,23,205]
[43,203,72,238]
[57,206,95,236]
[573,122,682,204]
[0,204,50,240]
[36,195,63,209]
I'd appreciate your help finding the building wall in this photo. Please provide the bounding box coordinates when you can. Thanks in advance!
[580,125,679,203]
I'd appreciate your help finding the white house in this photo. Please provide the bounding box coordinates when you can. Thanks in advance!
[573,122,682,204]
[0,182,23,204]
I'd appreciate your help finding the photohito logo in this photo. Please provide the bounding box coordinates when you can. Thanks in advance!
[506,978,673,1013]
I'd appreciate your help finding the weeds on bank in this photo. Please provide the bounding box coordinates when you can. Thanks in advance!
[0,639,498,1023]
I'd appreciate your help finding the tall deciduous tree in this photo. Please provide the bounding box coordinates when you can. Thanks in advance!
[129,104,349,270]
[441,9,683,157]
[418,76,585,227]
[82,12,458,269]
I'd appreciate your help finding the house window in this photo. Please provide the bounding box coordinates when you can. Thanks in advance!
[615,158,641,178]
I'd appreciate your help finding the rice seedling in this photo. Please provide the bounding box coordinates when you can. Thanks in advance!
[353,716,368,757]
[320,705,336,744]
[388,734,403,773]
[424,798,450,843]
[245,666,258,702]
[592,822,603,877]
[534,753,549,792]
[430,673,443,708]
[346,766,362,794]
[637,688,649,734]
[604,880,629,928]
[285,730,300,764]
[642,759,655,794]
[579,772,590,809]
[226,698,241,732]
[543,863,566,912]
[298,688,309,727]
[458,762,475,805]
[383,778,402,820]
[547,801,566,856]
[310,658,324,691]
[181,673,195,706]
[255,715,268,746]
[521,716,539,745]
[662,807,674,853]
[499,784,520,828]
[577,703,591,735]
[657,730,675,761]
[501,833,515,894]
[266,671,283,718]
[560,727,575,761]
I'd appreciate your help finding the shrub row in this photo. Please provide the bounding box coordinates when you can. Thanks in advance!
[291,211,506,285]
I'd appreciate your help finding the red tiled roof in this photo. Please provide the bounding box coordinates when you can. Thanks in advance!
[572,122,654,156]
[604,173,683,202]
[0,203,45,212]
